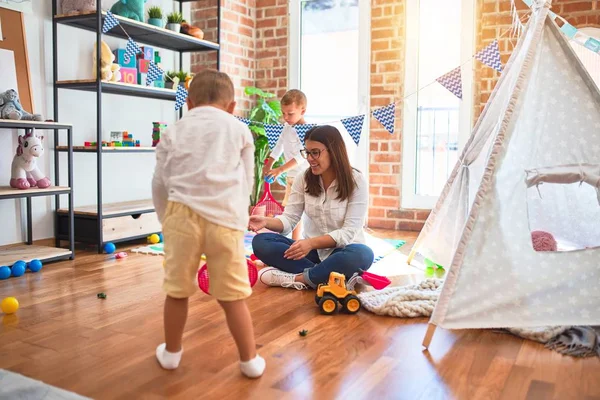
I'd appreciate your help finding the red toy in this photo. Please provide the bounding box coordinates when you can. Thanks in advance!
[115,252,128,259]
[197,259,258,295]
[251,181,283,217]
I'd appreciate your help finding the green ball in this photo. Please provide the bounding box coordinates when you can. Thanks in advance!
[424,266,434,278]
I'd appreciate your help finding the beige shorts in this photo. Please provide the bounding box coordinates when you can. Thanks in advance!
[282,177,294,207]
[162,202,252,301]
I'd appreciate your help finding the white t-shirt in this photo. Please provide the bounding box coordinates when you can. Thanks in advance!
[276,169,368,260]
[152,106,255,232]
[270,124,308,179]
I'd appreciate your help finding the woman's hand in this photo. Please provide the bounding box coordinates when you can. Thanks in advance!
[284,239,313,260]
[248,215,267,232]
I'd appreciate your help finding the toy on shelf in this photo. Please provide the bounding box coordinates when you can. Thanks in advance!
[10,131,51,190]
[120,67,138,85]
[152,122,167,147]
[100,131,141,147]
[93,41,121,82]
[110,0,146,22]
[110,131,123,142]
[181,21,204,40]
[114,48,136,69]
[1,297,19,314]
[61,0,97,15]
[165,11,183,32]
[0,89,43,121]
[315,270,391,315]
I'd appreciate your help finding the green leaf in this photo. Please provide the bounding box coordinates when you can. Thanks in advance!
[267,100,282,117]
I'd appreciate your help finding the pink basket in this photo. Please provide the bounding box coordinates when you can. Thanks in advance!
[197,259,258,295]
[360,271,391,290]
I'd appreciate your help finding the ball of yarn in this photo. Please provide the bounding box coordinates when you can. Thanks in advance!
[531,230,557,252]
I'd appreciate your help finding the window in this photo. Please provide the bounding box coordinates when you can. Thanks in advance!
[569,27,600,89]
[402,0,475,209]
[289,0,370,171]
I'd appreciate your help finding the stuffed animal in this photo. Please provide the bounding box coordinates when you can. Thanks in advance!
[109,0,146,22]
[10,131,51,190]
[181,22,204,40]
[93,40,121,82]
[61,0,96,14]
[0,90,43,121]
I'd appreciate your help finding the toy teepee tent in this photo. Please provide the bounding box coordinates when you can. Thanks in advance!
[407,0,600,347]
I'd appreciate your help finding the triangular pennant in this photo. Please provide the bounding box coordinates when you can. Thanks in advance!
[475,40,503,72]
[146,61,164,86]
[236,116,251,125]
[264,124,284,150]
[294,124,317,143]
[175,85,188,111]
[341,115,365,145]
[372,103,396,134]
[124,38,142,64]
[436,67,463,99]
[102,11,120,33]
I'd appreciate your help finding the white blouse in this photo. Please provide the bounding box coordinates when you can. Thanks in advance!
[276,169,368,260]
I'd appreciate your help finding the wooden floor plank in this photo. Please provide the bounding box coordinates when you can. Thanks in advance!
[0,229,598,400]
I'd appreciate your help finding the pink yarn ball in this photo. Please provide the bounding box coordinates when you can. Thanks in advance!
[531,230,557,252]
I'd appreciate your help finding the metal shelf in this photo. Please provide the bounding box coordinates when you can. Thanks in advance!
[56,79,177,101]
[0,245,73,267]
[0,120,73,130]
[54,11,219,52]
[0,186,71,200]
[56,146,156,153]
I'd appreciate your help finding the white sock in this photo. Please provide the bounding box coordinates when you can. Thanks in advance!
[156,343,183,370]
[240,355,266,378]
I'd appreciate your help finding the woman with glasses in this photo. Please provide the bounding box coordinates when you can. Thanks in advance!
[249,125,374,290]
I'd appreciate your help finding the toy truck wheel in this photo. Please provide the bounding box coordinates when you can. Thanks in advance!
[319,294,338,315]
[315,295,322,305]
[342,295,361,314]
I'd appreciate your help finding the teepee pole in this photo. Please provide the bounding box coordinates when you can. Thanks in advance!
[422,323,437,349]
[407,249,417,265]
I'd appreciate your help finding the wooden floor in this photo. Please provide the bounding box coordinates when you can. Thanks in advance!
[0,229,598,400]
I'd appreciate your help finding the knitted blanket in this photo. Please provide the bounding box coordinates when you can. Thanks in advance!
[357,279,600,358]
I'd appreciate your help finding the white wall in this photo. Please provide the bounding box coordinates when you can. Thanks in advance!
[0,0,191,245]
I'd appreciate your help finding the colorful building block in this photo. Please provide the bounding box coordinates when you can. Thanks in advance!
[154,81,165,88]
[141,46,154,61]
[138,59,150,74]
[114,49,136,68]
[138,72,148,86]
[120,68,138,85]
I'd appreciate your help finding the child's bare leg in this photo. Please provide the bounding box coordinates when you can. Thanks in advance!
[218,299,265,378]
[156,295,188,370]
[292,220,302,240]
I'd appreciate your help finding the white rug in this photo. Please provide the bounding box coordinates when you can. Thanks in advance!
[0,369,90,400]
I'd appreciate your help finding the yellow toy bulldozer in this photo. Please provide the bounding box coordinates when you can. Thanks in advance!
[315,272,361,315]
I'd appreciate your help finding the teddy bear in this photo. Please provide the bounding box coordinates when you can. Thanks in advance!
[109,0,146,22]
[93,40,121,82]
[0,90,43,121]
[61,0,97,14]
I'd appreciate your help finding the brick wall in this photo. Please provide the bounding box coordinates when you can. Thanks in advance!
[474,0,600,118]
[190,0,256,113]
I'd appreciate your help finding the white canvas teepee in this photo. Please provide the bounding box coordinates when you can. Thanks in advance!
[408,1,600,344]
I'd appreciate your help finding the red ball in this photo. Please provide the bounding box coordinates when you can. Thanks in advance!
[531,230,557,252]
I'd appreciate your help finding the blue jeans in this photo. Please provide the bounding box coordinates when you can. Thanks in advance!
[252,233,375,289]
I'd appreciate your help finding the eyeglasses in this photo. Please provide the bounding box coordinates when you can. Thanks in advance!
[300,148,327,160]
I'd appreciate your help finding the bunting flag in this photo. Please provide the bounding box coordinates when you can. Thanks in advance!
[341,115,365,145]
[475,40,503,72]
[124,38,142,64]
[236,116,251,125]
[264,124,284,150]
[175,85,188,111]
[294,124,317,143]
[436,66,463,99]
[373,103,396,135]
[102,11,120,33]
[146,61,164,86]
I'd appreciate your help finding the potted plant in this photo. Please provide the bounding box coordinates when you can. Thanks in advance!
[176,71,190,87]
[164,71,178,89]
[147,6,163,28]
[165,12,183,32]
[244,86,283,207]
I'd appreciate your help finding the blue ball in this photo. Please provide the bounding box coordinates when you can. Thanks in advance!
[158,233,163,243]
[13,260,26,270]
[265,175,275,184]
[28,259,43,273]
[103,242,116,254]
[0,266,10,280]
[11,264,26,277]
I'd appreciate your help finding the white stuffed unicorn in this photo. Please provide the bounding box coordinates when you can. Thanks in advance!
[10,131,51,190]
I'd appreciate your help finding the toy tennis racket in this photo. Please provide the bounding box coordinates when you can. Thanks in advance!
[251,180,284,217]
[197,259,258,295]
